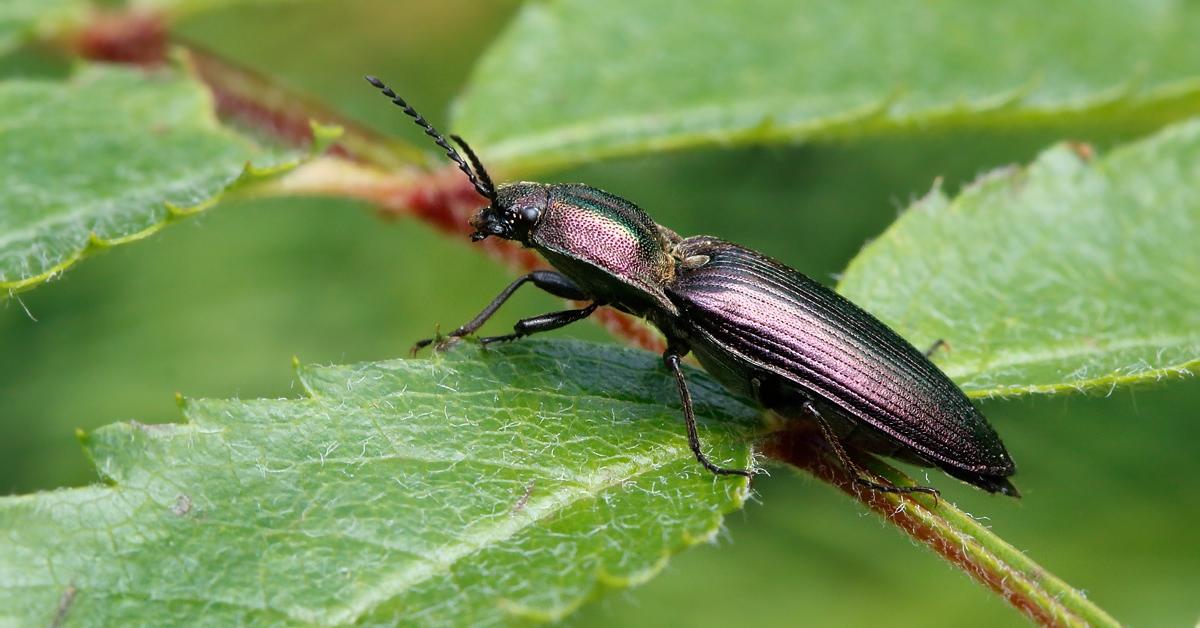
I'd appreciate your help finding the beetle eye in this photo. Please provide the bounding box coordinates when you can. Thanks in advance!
[519,206,541,224]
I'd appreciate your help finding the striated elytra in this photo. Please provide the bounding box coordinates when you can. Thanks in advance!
[366,75,1017,498]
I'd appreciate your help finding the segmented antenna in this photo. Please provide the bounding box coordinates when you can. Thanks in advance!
[364,75,497,203]
[450,135,495,199]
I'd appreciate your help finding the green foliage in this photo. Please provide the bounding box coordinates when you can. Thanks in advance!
[0,341,755,626]
[3,0,1200,625]
[841,122,1200,397]
[0,0,294,58]
[0,63,332,292]
[133,0,310,18]
[455,0,1200,172]
[0,1,82,57]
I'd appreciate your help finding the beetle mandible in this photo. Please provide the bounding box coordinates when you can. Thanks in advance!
[366,75,1018,498]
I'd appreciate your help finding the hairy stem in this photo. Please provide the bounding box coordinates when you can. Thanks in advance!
[764,426,1119,628]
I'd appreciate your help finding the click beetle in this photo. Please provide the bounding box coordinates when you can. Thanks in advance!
[366,75,1018,498]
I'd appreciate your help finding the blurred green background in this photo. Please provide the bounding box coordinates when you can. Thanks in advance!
[2,1,1197,625]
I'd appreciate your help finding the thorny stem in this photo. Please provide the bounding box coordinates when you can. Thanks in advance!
[68,12,1110,626]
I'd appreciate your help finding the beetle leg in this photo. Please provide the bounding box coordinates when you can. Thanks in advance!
[923,338,949,358]
[478,302,600,346]
[806,401,940,503]
[413,271,588,354]
[664,351,754,478]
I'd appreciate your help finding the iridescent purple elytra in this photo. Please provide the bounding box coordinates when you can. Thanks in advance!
[367,75,1017,497]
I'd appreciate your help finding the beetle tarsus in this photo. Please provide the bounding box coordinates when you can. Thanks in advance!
[665,351,755,479]
[411,324,447,356]
[853,477,941,505]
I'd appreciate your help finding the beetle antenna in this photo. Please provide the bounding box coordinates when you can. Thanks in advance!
[450,134,495,199]
[364,75,497,204]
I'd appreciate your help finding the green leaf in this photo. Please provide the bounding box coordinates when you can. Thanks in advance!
[839,121,1200,398]
[0,0,82,57]
[0,341,755,625]
[0,0,294,58]
[129,0,317,20]
[0,63,335,293]
[454,0,1200,173]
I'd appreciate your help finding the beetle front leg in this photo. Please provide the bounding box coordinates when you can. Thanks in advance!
[413,270,589,353]
[664,351,754,478]
[478,302,600,346]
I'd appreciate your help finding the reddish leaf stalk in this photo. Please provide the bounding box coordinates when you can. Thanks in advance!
[191,49,332,153]
[183,46,412,165]
[69,14,411,168]
[764,427,1117,628]
[70,9,168,66]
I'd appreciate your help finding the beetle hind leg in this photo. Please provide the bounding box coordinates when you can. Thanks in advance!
[851,476,941,501]
[807,402,940,503]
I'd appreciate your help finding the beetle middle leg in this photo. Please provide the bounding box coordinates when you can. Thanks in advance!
[413,270,589,353]
[805,401,940,501]
[664,350,753,478]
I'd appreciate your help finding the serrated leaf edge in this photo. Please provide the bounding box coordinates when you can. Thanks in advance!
[69,349,750,625]
[1,120,341,295]
[462,74,1200,175]
[840,124,1200,399]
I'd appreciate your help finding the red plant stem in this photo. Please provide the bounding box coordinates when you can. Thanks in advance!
[68,11,413,169]
[763,427,1113,627]
[184,46,412,165]
[70,9,168,66]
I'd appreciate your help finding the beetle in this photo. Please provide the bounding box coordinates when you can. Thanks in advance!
[366,75,1018,498]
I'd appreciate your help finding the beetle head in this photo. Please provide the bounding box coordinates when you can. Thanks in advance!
[468,182,547,245]
[365,75,677,316]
